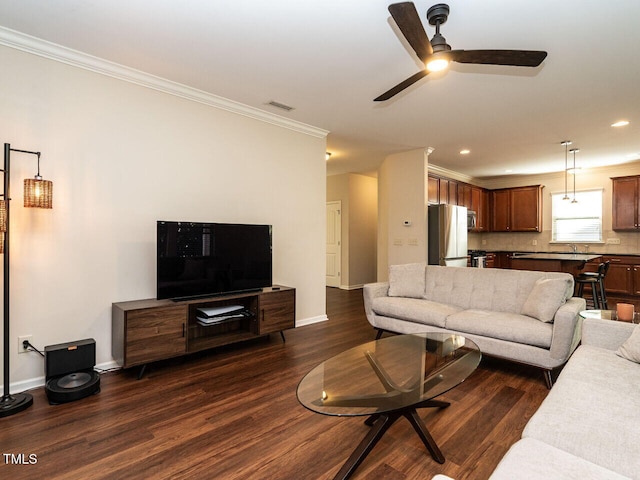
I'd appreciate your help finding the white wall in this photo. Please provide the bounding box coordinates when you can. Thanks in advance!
[0,44,327,389]
[377,149,429,280]
[347,174,377,288]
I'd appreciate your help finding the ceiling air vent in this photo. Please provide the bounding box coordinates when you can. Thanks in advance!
[266,100,294,112]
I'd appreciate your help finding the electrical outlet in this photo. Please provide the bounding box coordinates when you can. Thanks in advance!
[532,240,538,246]
[394,238,403,246]
[18,335,32,354]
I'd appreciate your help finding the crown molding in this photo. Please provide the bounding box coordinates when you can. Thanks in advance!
[428,163,476,185]
[0,26,329,139]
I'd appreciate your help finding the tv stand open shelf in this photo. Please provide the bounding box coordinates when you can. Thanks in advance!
[112,286,295,375]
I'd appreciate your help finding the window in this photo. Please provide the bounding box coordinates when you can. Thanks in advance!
[551,189,603,242]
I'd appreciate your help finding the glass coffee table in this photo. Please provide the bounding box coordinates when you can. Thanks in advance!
[296,333,481,480]
[580,309,640,324]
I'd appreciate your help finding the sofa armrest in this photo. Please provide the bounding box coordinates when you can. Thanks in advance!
[548,297,586,361]
[581,317,636,350]
[362,282,389,326]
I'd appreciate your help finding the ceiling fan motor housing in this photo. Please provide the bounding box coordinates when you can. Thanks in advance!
[427,3,450,26]
[430,33,451,53]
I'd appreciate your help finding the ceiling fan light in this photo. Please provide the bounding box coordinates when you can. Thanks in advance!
[426,58,449,72]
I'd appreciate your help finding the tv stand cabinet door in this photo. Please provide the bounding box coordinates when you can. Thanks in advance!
[259,289,295,335]
[125,305,187,367]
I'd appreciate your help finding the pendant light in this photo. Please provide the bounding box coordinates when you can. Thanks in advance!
[569,148,579,203]
[561,141,572,200]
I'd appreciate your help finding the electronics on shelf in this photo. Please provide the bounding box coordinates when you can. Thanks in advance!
[195,304,251,327]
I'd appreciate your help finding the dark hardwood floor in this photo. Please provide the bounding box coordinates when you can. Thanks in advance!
[0,288,549,479]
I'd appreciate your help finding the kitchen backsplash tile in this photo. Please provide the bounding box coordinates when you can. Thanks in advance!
[469,231,640,254]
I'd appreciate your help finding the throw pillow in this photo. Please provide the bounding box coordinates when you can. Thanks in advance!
[616,324,640,363]
[521,277,571,323]
[388,263,426,299]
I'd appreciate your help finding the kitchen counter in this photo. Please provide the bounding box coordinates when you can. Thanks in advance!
[512,253,603,261]
[510,253,603,275]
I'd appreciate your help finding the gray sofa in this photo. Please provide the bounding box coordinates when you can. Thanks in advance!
[490,318,640,479]
[363,264,586,387]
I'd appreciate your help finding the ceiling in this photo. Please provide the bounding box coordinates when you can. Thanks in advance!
[1,0,639,179]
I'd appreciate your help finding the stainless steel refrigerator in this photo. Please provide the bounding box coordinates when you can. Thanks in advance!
[428,204,468,267]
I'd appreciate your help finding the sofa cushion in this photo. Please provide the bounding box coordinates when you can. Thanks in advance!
[523,345,640,479]
[616,323,640,363]
[370,297,461,328]
[521,277,571,323]
[423,265,574,315]
[445,309,553,349]
[388,263,425,299]
[490,438,631,480]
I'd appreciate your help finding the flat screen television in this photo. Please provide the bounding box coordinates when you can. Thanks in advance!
[157,221,272,300]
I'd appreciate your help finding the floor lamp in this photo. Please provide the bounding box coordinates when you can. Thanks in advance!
[0,143,53,418]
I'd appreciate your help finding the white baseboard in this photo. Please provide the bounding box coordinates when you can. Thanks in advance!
[11,360,121,394]
[295,315,328,327]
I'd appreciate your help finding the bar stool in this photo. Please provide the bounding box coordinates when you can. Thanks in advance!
[575,261,610,309]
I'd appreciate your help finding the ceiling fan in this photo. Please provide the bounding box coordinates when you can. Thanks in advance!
[374,2,548,101]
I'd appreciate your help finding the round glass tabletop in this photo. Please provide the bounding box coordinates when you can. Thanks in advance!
[579,309,640,324]
[296,332,481,417]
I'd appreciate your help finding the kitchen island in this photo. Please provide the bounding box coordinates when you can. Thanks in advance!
[510,253,603,275]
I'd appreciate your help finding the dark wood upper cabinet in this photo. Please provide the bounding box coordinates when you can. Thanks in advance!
[427,174,542,233]
[471,186,489,232]
[446,179,457,205]
[491,189,511,231]
[428,175,440,204]
[458,184,472,210]
[612,176,640,230]
[491,185,543,232]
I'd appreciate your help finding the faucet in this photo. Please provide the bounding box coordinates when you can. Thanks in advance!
[567,244,578,254]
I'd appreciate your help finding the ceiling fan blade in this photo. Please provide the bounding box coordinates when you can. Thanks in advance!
[374,70,429,101]
[449,49,547,67]
[388,2,433,61]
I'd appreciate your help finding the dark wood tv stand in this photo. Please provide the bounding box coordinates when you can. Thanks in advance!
[112,286,295,376]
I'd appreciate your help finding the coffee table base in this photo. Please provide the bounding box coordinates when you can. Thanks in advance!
[333,399,449,480]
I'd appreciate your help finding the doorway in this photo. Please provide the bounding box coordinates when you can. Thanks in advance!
[326,201,342,287]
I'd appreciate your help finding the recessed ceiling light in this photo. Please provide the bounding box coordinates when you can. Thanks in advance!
[459,149,470,155]
[611,120,630,127]
[505,169,513,173]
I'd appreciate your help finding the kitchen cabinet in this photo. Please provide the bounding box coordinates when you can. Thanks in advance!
[428,175,456,205]
[602,256,638,295]
[447,180,458,205]
[427,174,488,231]
[583,256,640,296]
[458,184,472,210]
[490,185,543,232]
[492,252,512,269]
[611,176,640,230]
[428,175,439,204]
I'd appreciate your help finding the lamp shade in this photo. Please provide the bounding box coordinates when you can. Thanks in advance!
[0,200,5,232]
[24,177,53,209]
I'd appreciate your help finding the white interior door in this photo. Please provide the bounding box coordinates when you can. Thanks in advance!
[326,201,342,287]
